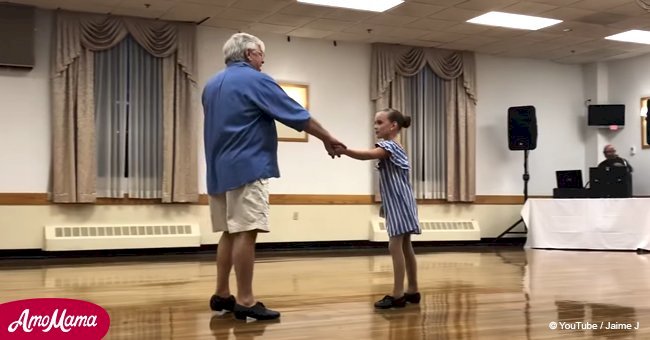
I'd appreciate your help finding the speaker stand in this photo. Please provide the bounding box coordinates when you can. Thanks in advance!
[496,150,529,240]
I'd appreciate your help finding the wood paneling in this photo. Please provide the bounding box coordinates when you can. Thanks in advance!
[0,193,49,205]
[0,193,536,205]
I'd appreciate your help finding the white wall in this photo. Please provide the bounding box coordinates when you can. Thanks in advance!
[197,27,374,194]
[475,54,586,196]
[0,9,51,192]
[606,54,650,195]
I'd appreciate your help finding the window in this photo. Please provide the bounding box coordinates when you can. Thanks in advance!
[404,67,447,199]
[94,36,163,198]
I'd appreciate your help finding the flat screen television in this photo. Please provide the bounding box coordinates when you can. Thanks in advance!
[588,104,625,126]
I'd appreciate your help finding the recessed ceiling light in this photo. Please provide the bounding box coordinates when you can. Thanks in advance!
[467,11,562,30]
[296,0,403,12]
[606,30,650,45]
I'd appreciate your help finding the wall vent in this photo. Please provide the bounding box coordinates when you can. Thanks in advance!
[44,224,201,251]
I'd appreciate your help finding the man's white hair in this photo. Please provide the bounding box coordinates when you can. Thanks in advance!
[223,33,265,64]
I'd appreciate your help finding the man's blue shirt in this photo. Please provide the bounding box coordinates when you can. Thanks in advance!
[202,62,310,194]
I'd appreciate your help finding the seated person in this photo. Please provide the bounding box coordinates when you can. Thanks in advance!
[598,144,632,173]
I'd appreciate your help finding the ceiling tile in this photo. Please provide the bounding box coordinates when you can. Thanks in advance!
[323,31,371,42]
[302,19,355,31]
[419,31,468,43]
[502,1,558,15]
[554,49,627,63]
[453,35,500,46]
[230,0,291,12]
[343,24,404,36]
[201,17,250,30]
[529,0,581,6]
[608,16,650,30]
[527,32,566,42]
[111,7,167,19]
[428,7,483,21]
[540,6,595,20]
[248,22,294,34]
[183,0,236,6]
[383,27,432,39]
[444,23,492,34]
[408,0,466,6]
[540,21,618,38]
[576,12,630,26]
[543,34,595,47]
[569,0,630,11]
[160,3,224,22]
[386,2,445,17]
[480,27,529,38]
[454,0,520,12]
[404,39,445,47]
[38,0,116,13]
[322,9,376,22]
[608,2,648,16]
[209,7,269,22]
[279,3,336,17]
[362,14,419,27]
[405,18,457,30]
[610,50,650,60]
[437,40,485,51]
[288,27,334,39]
[473,37,539,54]
[116,0,175,12]
[261,13,316,27]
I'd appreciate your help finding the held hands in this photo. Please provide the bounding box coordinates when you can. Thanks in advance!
[324,136,346,158]
[333,144,347,156]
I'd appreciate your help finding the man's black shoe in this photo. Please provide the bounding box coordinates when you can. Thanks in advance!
[374,295,406,309]
[233,302,280,322]
[210,294,236,313]
[404,292,421,304]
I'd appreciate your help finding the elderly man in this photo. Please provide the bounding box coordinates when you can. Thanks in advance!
[202,32,345,321]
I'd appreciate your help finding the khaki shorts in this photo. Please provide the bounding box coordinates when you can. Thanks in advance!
[209,179,270,234]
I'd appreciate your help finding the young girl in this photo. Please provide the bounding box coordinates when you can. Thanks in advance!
[336,108,421,309]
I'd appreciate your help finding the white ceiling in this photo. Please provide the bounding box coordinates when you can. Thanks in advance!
[8,0,650,64]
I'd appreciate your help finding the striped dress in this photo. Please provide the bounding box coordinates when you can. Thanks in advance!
[376,140,421,238]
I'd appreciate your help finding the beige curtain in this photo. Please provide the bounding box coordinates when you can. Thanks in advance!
[371,43,477,202]
[51,11,198,203]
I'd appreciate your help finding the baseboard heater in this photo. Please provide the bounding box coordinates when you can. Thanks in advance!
[43,224,201,251]
[369,220,480,242]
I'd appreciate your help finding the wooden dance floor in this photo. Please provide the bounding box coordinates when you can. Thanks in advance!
[2,247,650,339]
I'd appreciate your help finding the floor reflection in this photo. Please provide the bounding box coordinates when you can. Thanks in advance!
[209,313,279,340]
[555,301,638,339]
[2,248,650,339]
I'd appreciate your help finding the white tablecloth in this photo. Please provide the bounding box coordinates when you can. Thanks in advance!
[522,198,650,250]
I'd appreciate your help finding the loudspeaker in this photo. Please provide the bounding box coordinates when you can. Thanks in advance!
[508,106,537,150]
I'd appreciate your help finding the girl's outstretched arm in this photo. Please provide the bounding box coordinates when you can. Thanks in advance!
[337,146,389,161]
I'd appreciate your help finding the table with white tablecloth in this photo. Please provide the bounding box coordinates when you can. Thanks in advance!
[521,198,650,250]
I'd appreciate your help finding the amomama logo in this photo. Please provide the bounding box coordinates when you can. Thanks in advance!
[0,298,110,340]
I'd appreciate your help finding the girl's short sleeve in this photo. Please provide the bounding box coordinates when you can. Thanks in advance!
[375,140,409,170]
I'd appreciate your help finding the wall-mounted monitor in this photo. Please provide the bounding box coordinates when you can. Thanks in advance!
[587,104,625,127]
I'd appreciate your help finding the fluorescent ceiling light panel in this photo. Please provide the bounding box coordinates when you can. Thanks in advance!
[297,0,403,12]
[467,11,562,30]
[606,30,650,45]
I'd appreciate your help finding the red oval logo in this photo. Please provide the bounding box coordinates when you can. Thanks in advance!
[0,298,110,340]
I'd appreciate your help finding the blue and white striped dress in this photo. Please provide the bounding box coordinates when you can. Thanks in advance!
[376,140,421,238]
